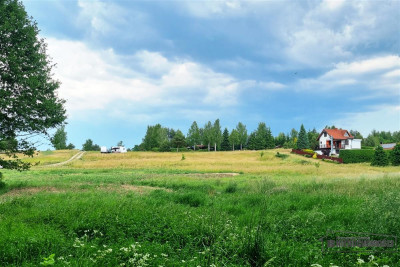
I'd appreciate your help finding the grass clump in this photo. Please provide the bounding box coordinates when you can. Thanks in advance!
[275,152,288,159]
[174,192,205,207]
[225,182,238,193]
[0,172,5,189]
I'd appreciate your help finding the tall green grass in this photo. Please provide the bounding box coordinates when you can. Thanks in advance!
[0,168,399,266]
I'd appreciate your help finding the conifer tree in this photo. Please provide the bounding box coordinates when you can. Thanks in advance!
[371,145,389,166]
[297,124,309,150]
[247,132,257,150]
[221,128,230,151]
[265,127,275,149]
[391,143,400,166]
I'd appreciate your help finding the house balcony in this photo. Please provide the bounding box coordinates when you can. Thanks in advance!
[319,144,350,149]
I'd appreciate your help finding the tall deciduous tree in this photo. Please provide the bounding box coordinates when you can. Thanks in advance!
[50,126,67,150]
[66,143,75,150]
[236,122,247,150]
[220,128,230,151]
[82,139,100,151]
[229,129,239,151]
[203,121,213,151]
[0,0,66,172]
[141,124,167,150]
[212,119,222,151]
[297,124,309,150]
[187,121,201,150]
[307,128,319,150]
[172,130,186,152]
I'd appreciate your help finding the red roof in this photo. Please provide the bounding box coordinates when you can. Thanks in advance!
[318,129,354,140]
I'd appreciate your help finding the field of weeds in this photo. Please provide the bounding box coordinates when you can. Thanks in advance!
[0,150,399,266]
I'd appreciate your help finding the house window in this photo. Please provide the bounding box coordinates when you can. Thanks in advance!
[324,132,327,137]
[345,140,349,145]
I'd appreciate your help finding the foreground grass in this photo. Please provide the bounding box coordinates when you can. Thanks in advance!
[0,150,399,266]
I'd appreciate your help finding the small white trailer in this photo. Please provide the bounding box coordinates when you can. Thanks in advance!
[111,146,127,153]
[101,146,110,153]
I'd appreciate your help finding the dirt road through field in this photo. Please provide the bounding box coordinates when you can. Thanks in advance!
[46,151,85,167]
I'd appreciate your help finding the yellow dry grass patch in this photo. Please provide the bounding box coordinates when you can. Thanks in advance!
[1,186,62,198]
[38,149,400,178]
[0,184,171,200]
[16,150,80,165]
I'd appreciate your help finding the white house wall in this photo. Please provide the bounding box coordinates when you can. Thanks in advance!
[352,139,362,149]
[318,133,331,148]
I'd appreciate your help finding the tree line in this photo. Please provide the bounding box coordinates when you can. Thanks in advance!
[134,121,330,152]
[49,121,400,152]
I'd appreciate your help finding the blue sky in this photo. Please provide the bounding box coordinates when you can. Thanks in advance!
[22,0,400,149]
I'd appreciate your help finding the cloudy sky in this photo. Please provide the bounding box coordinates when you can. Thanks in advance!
[23,0,400,149]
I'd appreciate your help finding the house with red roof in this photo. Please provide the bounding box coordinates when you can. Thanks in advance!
[317,128,362,155]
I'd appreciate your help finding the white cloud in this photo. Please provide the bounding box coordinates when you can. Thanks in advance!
[182,0,245,18]
[46,38,282,119]
[323,0,346,10]
[281,1,400,67]
[76,0,156,42]
[332,105,400,136]
[297,55,400,94]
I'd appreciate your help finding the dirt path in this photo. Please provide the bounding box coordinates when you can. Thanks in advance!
[46,151,85,167]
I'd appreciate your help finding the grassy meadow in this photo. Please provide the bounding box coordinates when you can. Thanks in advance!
[1,149,400,266]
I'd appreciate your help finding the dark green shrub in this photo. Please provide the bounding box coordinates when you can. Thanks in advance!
[159,142,170,152]
[275,152,289,159]
[371,145,389,166]
[0,172,5,189]
[151,147,160,152]
[174,192,205,207]
[225,182,238,193]
[339,149,375,163]
[391,143,400,166]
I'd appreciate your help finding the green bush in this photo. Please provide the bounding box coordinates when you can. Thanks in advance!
[225,182,238,193]
[339,149,375,163]
[174,192,205,207]
[0,172,5,189]
[391,143,400,166]
[151,147,160,152]
[159,142,170,152]
[371,145,389,166]
[302,149,314,154]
